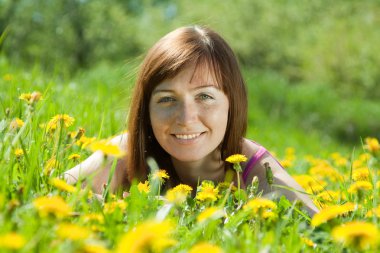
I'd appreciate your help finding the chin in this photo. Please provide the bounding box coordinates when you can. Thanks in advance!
[169,149,214,162]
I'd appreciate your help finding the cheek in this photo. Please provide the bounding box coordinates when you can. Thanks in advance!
[150,109,173,124]
[201,103,229,129]
[149,107,173,132]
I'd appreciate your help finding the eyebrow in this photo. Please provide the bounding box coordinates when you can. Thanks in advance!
[152,84,219,94]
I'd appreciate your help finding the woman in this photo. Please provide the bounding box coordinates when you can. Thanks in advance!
[64,25,319,216]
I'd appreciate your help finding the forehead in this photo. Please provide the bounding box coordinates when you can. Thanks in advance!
[155,62,220,90]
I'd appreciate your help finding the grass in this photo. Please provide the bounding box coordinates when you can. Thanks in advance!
[1,58,380,252]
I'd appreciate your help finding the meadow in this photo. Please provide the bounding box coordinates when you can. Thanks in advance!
[1,56,380,253]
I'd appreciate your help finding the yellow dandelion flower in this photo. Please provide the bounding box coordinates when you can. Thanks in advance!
[172,184,193,194]
[50,178,76,193]
[359,153,371,163]
[137,181,150,194]
[166,184,193,205]
[244,198,277,218]
[44,158,59,175]
[366,205,380,218]
[301,236,316,248]
[19,93,32,102]
[89,140,125,158]
[293,174,327,193]
[283,147,296,166]
[314,201,327,210]
[57,223,92,241]
[76,136,96,149]
[116,220,176,253]
[225,154,247,164]
[330,152,348,167]
[165,189,187,205]
[365,137,380,153]
[19,91,43,104]
[3,73,14,81]
[285,147,295,156]
[14,148,24,158]
[304,155,319,165]
[316,190,341,203]
[197,207,224,223]
[352,159,364,169]
[280,158,293,169]
[305,184,325,194]
[103,199,127,214]
[334,157,348,167]
[68,153,81,161]
[10,118,24,129]
[69,127,85,140]
[81,244,110,253]
[352,167,371,181]
[46,114,75,131]
[332,221,379,250]
[153,169,170,182]
[330,152,342,160]
[309,164,343,182]
[189,242,224,253]
[311,202,357,227]
[0,232,26,250]
[83,213,104,224]
[90,224,104,233]
[33,195,72,218]
[347,181,373,194]
[261,210,278,221]
[196,181,219,202]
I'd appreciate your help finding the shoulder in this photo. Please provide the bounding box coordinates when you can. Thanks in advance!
[240,138,279,175]
[240,138,281,187]
[241,138,262,160]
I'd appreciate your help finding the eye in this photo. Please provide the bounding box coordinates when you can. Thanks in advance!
[198,93,214,100]
[157,96,176,103]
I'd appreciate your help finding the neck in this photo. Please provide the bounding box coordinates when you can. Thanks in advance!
[171,150,225,189]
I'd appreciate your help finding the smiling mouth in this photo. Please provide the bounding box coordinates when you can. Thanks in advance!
[173,132,204,140]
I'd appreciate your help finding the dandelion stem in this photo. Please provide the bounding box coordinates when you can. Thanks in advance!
[4,111,32,160]
[102,158,118,200]
[234,163,242,200]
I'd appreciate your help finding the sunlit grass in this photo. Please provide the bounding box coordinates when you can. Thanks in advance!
[1,60,380,252]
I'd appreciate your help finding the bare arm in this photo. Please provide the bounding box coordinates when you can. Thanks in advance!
[63,133,129,194]
[243,140,319,216]
[262,155,319,216]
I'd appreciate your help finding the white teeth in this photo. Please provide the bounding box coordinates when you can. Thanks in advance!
[175,133,201,140]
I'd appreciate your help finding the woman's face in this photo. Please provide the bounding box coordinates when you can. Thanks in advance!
[149,63,229,162]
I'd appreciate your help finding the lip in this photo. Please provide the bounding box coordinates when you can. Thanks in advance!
[170,132,206,144]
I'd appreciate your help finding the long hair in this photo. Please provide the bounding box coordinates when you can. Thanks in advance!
[126,25,247,183]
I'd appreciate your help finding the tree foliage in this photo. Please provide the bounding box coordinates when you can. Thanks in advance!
[1,0,380,99]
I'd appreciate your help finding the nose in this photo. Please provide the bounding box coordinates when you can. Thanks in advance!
[176,99,197,126]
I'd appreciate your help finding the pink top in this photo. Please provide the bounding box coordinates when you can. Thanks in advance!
[242,146,268,184]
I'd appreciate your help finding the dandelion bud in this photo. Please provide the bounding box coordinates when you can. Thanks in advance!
[10,118,24,130]
[365,137,380,154]
[75,127,85,140]
[30,91,43,103]
[264,162,273,186]
[5,108,10,117]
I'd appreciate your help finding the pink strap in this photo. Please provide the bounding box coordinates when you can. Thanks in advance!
[242,146,267,183]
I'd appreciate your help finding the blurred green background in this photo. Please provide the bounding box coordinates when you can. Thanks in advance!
[1,0,380,157]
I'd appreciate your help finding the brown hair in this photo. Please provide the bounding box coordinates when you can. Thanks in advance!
[126,25,247,183]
